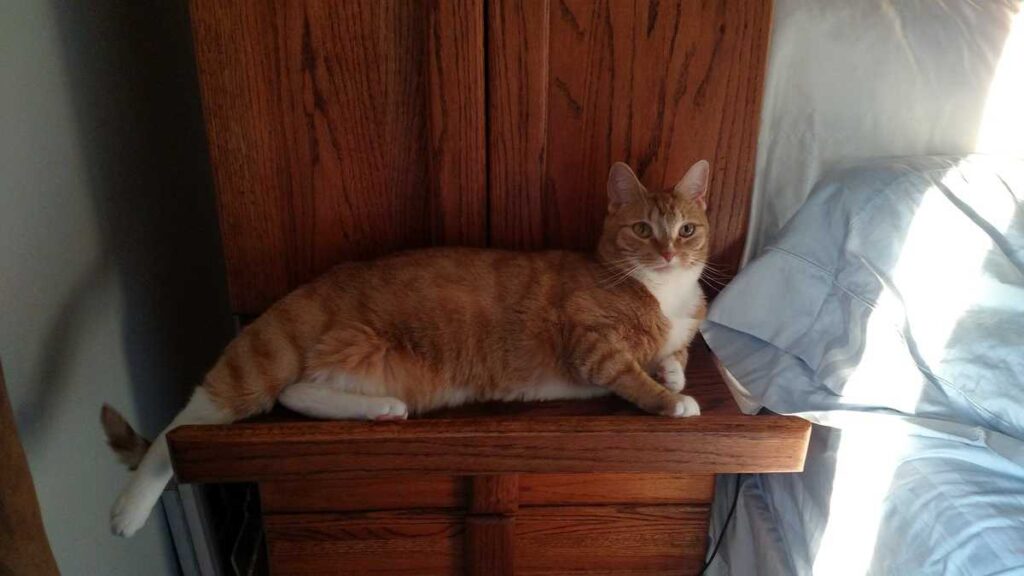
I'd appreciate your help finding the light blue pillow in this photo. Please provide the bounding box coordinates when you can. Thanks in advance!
[703,155,1024,439]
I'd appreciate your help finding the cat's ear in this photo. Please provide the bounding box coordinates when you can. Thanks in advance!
[607,162,643,213]
[673,160,710,209]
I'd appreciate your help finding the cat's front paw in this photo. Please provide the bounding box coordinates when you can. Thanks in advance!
[372,398,409,421]
[667,395,700,418]
[655,357,686,393]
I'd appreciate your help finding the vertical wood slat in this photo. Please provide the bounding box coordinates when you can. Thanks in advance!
[188,0,289,314]
[470,474,520,514]
[467,516,516,576]
[425,0,488,247]
[190,0,487,314]
[487,0,551,249]
[487,0,773,285]
[467,475,518,574]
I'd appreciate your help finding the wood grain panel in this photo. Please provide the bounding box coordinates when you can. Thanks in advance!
[467,516,516,576]
[264,510,464,575]
[260,475,465,514]
[488,0,772,287]
[516,505,708,575]
[520,473,714,506]
[260,472,715,515]
[190,0,486,314]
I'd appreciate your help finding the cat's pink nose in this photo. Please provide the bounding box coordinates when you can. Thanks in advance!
[661,251,674,263]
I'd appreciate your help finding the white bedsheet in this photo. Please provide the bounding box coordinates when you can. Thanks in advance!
[744,0,1023,261]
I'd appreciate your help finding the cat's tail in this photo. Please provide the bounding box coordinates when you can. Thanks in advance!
[101,404,151,470]
[106,292,318,537]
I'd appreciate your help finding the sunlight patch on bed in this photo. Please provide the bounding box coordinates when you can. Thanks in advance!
[811,422,910,575]
[837,162,1015,410]
[889,166,1015,364]
[813,159,1016,574]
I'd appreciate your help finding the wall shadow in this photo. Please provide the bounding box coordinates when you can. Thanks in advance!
[42,1,234,434]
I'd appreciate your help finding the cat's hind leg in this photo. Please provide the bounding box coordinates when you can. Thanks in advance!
[279,380,408,421]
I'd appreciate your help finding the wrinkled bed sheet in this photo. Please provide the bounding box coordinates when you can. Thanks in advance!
[702,154,1024,576]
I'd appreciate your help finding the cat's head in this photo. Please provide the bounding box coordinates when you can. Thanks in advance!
[598,160,710,274]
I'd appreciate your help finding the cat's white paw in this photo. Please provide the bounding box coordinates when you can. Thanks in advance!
[656,357,687,392]
[372,398,409,421]
[110,490,151,537]
[670,395,701,418]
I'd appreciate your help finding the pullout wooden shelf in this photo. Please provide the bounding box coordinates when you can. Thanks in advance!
[167,346,808,574]
[167,345,810,484]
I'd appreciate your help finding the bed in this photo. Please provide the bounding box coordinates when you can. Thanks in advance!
[700,1,1024,571]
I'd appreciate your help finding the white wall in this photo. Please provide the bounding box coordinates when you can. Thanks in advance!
[1,2,234,574]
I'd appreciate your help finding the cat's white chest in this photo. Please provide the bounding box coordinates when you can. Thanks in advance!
[638,266,704,360]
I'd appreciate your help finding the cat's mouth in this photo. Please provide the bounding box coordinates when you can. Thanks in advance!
[648,258,699,273]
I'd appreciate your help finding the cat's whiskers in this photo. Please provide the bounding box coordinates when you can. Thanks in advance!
[699,275,729,290]
[700,267,729,278]
[691,258,730,274]
[607,267,643,288]
[597,262,643,289]
[596,264,637,285]
[596,255,642,275]
[598,256,642,269]
[692,257,733,291]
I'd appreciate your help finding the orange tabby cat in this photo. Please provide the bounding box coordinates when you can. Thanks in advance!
[104,160,711,536]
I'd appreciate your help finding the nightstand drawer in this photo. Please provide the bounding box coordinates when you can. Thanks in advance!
[515,505,709,575]
[264,510,464,575]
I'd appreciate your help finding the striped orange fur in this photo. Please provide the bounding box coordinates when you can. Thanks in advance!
[205,161,710,419]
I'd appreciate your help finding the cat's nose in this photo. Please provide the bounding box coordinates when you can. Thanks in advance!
[661,251,674,263]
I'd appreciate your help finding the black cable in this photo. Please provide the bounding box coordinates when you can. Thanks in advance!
[697,474,742,576]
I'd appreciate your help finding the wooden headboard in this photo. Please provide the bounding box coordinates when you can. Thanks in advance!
[189,0,772,315]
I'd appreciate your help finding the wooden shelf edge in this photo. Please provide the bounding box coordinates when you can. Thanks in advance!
[168,413,810,483]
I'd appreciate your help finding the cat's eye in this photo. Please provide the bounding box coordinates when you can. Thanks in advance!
[631,222,653,238]
[679,223,696,238]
